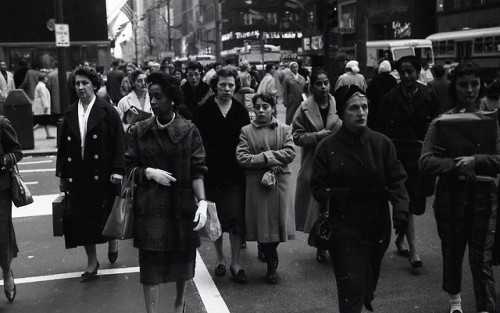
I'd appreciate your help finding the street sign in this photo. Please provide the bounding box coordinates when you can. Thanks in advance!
[55,24,70,47]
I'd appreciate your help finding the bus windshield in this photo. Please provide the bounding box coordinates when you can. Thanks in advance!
[393,47,413,60]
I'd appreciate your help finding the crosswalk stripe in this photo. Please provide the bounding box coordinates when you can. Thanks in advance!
[13,194,58,218]
[19,169,56,173]
[194,251,231,313]
[19,160,53,165]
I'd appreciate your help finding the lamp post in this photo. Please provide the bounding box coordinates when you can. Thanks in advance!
[54,0,68,116]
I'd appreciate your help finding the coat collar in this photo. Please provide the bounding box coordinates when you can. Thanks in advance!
[65,97,108,141]
[136,114,194,144]
[337,125,371,146]
[301,94,342,131]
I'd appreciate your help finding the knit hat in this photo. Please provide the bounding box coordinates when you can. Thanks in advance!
[346,60,360,73]
[378,60,391,74]
[334,84,366,119]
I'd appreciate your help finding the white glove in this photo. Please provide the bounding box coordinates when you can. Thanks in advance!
[145,168,177,186]
[193,200,208,231]
[110,174,123,184]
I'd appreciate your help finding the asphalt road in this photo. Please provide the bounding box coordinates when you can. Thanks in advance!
[2,105,500,312]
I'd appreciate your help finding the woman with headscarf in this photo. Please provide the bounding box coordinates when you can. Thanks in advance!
[292,67,342,263]
[284,61,307,125]
[311,84,409,313]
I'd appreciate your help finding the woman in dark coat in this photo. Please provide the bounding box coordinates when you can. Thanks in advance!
[311,85,409,313]
[379,55,440,269]
[420,62,498,313]
[56,67,125,282]
[125,72,208,313]
[0,116,22,302]
[193,66,250,283]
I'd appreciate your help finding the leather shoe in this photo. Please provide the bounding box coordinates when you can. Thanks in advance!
[265,270,278,284]
[395,241,410,257]
[108,251,118,264]
[4,270,16,302]
[214,263,226,276]
[80,262,99,282]
[230,266,247,284]
[409,258,423,269]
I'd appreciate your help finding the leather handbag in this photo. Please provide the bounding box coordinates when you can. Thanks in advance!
[102,168,136,240]
[308,188,333,250]
[10,153,34,207]
[197,201,222,242]
[52,193,67,236]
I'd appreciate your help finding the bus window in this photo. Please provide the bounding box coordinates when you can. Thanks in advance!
[393,47,413,60]
[447,40,455,55]
[474,38,483,53]
[496,37,500,52]
[484,37,494,53]
[415,47,433,64]
[439,41,446,55]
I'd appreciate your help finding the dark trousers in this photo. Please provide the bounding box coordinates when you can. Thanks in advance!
[329,224,390,313]
[435,185,497,312]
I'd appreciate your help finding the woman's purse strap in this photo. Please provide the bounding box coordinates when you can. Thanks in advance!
[122,167,137,198]
[324,188,331,218]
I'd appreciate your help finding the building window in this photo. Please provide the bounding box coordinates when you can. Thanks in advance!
[266,12,278,25]
[244,13,253,25]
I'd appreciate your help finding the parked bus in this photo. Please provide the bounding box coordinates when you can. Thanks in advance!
[426,27,500,82]
[222,44,281,69]
[366,39,434,71]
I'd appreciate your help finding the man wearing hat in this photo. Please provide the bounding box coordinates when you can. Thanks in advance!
[334,60,367,92]
[366,60,398,130]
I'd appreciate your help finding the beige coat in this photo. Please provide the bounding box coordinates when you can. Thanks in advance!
[236,119,296,242]
[0,71,15,100]
[292,94,342,232]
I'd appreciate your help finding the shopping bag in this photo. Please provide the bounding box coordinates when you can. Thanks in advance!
[197,201,222,242]
[102,168,136,240]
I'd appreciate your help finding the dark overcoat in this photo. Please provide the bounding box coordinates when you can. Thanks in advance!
[124,116,207,251]
[56,97,125,248]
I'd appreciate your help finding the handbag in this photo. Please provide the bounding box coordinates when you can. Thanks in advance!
[102,168,136,240]
[10,153,34,207]
[52,192,67,236]
[308,188,333,250]
[197,201,222,242]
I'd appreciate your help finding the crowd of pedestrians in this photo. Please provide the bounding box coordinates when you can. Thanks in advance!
[0,55,499,313]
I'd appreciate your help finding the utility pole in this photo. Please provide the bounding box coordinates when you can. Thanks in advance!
[54,0,68,116]
[214,0,222,62]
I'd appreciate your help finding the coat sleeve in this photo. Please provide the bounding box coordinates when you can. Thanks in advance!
[0,117,22,170]
[419,119,456,176]
[190,126,207,179]
[383,138,410,226]
[109,107,126,176]
[124,125,148,185]
[473,124,500,175]
[292,107,319,147]
[310,139,330,204]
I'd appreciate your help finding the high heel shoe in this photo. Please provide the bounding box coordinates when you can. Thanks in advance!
[409,257,423,269]
[229,266,247,284]
[4,270,16,302]
[108,251,118,264]
[80,262,99,282]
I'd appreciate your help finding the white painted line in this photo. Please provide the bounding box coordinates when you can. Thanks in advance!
[194,251,230,313]
[0,267,140,285]
[25,182,39,185]
[13,194,59,218]
[19,160,53,165]
[19,169,56,173]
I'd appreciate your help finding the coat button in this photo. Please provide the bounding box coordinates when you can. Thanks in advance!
[67,136,71,141]
[94,175,99,181]
[67,157,72,162]
[68,178,73,182]
[94,154,99,160]
[93,134,97,139]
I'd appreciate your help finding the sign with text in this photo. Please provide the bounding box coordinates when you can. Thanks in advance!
[55,24,70,47]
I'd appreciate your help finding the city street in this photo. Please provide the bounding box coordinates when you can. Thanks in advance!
[2,112,500,312]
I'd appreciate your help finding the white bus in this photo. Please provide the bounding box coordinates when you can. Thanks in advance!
[176,54,216,67]
[238,44,281,69]
[426,27,500,82]
[366,39,434,69]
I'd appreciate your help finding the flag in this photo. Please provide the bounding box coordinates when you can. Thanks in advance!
[121,3,134,22]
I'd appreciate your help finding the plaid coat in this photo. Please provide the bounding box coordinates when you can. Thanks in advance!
[124,115,207,251]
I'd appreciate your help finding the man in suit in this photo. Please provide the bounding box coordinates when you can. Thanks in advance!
[0,61,15,100]
[105,59,125,105]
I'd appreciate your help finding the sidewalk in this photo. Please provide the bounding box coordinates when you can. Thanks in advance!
[23,125,58,157]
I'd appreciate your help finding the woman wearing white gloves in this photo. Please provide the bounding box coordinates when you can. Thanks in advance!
[124,72,208,313]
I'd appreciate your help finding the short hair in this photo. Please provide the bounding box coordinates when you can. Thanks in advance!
[147,71,183,108]
[395,55,422,74]
[310,67,328,85]
[210,65,241,93]
[239,61,249,72]
[172,68,184,78]
[448,61,485,104]
[186,61,201,72]
[129,69,146,90]
[74,67,101,92]
[111,59,120,67]
[265,63,275,73]
[252,93,276,108]
[433,64,446,78]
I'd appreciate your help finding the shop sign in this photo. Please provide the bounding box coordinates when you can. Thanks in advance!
[222,31,302,42]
